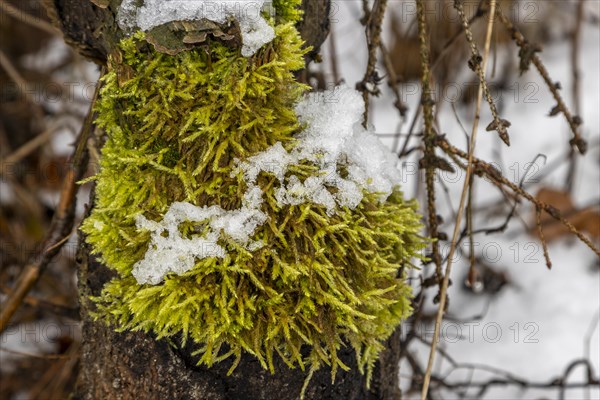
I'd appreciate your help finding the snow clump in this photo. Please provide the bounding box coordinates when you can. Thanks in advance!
[133,85,402,284]
[237,85,402,213]
[132,187,266,285]
[118,0,276,57]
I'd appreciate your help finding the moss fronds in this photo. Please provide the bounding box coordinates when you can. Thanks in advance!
[82,2,427,386]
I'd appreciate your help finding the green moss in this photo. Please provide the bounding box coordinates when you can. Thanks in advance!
[82,1,427,390]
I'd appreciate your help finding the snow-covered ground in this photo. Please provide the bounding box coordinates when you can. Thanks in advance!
[322,1,599,398]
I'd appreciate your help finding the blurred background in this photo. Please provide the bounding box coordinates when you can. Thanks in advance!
[0,1,598,399]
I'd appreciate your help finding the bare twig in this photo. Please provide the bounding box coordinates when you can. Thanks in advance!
[0,0,59,35]
[419,359,599,395]
[584,312,600,400]
[27,340,80,398]
[571,0,584,119]
[398,0,487,161]
[497,8,586,154]
[0,48,34,102]
[379,42,408,127]
[328,26,340,85]
[430,2,487,74]
[421,2,498,399]
[0,78,101,333]
[566,0,585,192]
[437,137,600,257]
[535,206,553,269]
[0,285,80,320]
[0,347,75,360]
[358,0,388,126]
[455,0,510,146]
[466,171,477,286]
[0,48,46,122]
[0,123,61,166]
[416,0,443,292]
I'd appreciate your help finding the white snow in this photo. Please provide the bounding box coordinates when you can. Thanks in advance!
[132,199,266,285]
[134,85,403,284]
[318,2,599,399]
[237,85,402,215]
[118,0,276,57]
[239,141,293,184]
[0,320,74,373]
[0,180,15,204]
[294,86,402,201]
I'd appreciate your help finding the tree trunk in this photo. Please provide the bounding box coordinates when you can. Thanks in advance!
[44,1,403,398]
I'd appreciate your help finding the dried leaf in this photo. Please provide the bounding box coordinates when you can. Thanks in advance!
[183,32,208,45]
[530,187,600,242]
[90,0,110,8]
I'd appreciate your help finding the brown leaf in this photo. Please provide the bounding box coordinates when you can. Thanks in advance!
[89,0,110,8]
[531,187,600,242]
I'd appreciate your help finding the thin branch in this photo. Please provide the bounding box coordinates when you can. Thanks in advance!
[379,41,408,126]
[566,0,585,192]
[466,171,477,287]
[0,0,59,35]
[0,285,79,320]
[328,26,340,85]
[496,8,586,154]
[421,1,498,399]
[0,47,46,122]
[416,0,443,293]
[0,347,75,360]
[0,77,101,333]
[358,0,388,126]
[430,2,487,74]
[437,137,600,258]
[535,206,553,269]
[456,0,510,146]
[0,123,61,166]
[584,311,600,400]
[408,358,599,398]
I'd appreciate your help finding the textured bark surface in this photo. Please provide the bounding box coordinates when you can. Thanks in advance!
[43,0,331,64]
[45,1,404,398]
[76,248,393,400]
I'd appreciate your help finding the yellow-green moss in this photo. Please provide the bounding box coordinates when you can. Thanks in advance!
[82,1,427,387]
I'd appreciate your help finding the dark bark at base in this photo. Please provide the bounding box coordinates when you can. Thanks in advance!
[76,249,400,400]
[44,1,404,398]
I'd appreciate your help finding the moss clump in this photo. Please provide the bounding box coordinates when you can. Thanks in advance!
[82,1,427,387]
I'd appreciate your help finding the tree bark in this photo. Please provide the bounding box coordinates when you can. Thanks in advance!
[45,1,403,398]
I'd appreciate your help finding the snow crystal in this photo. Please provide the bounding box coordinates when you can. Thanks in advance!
[118,0,276,57]
[236,142,292,184]
[295,86,402,197]
[236,85,402,214]
[135,85,403,284]
[133,200,265,284]
[209,207,266,244]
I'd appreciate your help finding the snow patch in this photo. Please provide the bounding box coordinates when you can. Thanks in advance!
[132,199,266,285]
[237,85,402,214]
[133,86,402,284]
[118,0,276,57]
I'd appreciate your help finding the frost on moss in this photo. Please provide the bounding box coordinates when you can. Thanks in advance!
[81,1,427,387]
